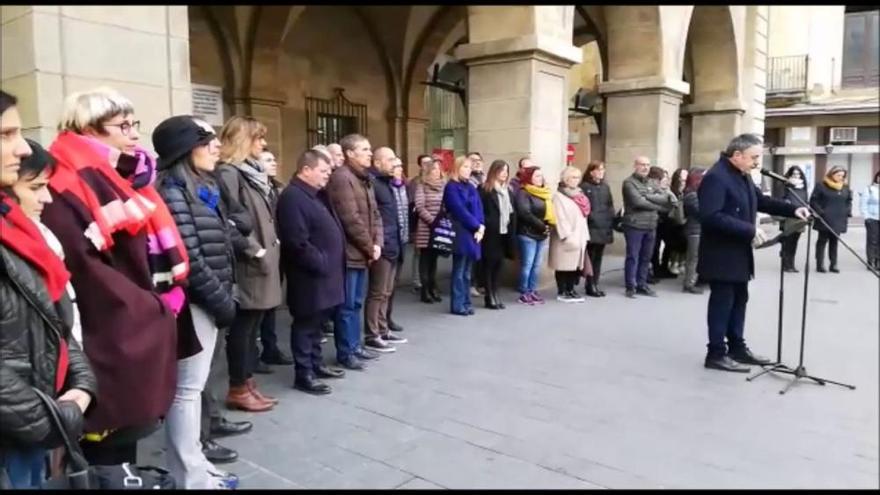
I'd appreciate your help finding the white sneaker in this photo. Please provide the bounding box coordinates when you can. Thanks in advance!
[365,337,396,353]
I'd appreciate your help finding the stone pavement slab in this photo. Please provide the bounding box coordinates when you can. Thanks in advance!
[140,228,879,489]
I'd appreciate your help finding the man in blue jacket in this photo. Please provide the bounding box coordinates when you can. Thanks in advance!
[698,133,810,373]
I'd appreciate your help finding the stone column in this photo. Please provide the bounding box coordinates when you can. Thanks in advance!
[599,77,690,201]
[681,101,745,168]
[404,117,429,176]
[455,6,581,190]
[1,6,191,149]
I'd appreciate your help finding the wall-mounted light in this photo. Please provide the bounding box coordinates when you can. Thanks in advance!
[769,145,778,156]
[824,143,834,155]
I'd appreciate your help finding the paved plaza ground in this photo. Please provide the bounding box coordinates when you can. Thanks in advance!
[140,228,879,489]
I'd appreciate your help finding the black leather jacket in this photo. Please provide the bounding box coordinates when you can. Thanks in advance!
[0,244,97,453]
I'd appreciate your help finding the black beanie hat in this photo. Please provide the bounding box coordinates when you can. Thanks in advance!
[152,115,217,171]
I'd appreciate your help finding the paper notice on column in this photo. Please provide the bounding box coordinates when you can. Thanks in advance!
[192,84,225,128]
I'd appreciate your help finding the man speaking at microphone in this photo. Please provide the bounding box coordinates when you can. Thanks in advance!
[698,133,811,372]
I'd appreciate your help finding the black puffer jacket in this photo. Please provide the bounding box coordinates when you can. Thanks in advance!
[580,179,615,244]
[157,165,236,328]
[0,244,97,452]
[515,189,550,241]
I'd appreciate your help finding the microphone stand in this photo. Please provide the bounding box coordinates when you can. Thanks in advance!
[749,178,866,394]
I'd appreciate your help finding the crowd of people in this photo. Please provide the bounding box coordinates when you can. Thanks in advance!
[1,86,875,490]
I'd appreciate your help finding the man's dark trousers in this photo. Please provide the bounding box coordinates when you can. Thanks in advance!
[624,226,656,289]
[706,281,749,358]
[292,308,335,378]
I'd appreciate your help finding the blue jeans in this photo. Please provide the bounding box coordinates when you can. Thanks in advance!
[450,255,474,314]
[2,447,46,489]
[335,268,368,362]
[624,227,656,289]
[517,235,546,293]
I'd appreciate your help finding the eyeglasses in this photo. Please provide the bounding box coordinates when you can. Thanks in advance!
[105,120,141,136]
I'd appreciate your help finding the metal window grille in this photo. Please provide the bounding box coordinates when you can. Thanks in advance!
[305,88,368,147]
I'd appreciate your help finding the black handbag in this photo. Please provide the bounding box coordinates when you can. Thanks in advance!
[428,208,456,257]
[612,208,625,233]
[30,388,176,490]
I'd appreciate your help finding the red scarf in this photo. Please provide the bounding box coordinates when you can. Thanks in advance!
[48,132,189,289]
[0,195,71,391]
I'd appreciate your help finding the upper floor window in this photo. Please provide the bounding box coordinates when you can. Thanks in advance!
[842,8,879,88]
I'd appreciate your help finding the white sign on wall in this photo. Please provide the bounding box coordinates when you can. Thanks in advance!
[192,84,225,127]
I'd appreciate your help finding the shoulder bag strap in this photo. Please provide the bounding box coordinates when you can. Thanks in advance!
[31,388,91,485]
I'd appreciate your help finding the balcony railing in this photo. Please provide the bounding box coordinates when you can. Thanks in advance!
[767,55,809,95]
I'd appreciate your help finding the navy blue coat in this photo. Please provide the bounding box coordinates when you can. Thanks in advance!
[698,155,798,282]
[276,178,346,317]
[369,169,402,261]
[442,179,485,261]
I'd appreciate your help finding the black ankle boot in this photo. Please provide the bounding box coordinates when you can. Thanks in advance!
[585,278,601,298]
[420,287,434,303]
[429,287,442,302]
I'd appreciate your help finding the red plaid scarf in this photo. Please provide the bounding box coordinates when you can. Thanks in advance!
[48,132,189,290]
[0,195,72,390]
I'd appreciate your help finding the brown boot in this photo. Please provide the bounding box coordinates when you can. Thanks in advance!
[246,377,279,405]
[225,385,273,412]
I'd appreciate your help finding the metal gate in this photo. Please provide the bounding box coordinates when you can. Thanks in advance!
[424,86,467,156]
[305,88,368,147]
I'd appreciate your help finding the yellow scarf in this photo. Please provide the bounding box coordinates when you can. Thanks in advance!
[823,176,844,191]
[523,184,557,225]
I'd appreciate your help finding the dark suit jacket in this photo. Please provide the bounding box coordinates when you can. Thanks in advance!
[277,178,346,317]
[697,155,798,282]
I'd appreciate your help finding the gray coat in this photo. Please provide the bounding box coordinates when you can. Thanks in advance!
[216,162,283,310]
[621,173,675,231]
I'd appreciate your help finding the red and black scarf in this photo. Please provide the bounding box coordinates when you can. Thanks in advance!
[0,195,72,390]
[48,131,189,291]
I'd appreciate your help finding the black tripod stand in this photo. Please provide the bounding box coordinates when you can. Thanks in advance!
[744,180,877,394]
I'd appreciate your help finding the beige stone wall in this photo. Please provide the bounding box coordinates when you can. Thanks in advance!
[768,6,845,96]
[1,6,191,150]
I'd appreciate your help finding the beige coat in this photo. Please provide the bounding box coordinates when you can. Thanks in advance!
[548,191,590,271]
[216,162,283,310]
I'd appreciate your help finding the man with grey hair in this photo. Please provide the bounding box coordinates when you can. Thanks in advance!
[327,143,345,170]
[698,133,810,373]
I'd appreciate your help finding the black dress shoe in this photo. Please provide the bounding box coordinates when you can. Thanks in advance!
[585,285,602,298]
[829,266,840,273]
[338,357,366,371]
[261,350,294,366]
[210,417,253,438]
[783,267,799,273]
[389,320,404,333]
[202,439,238,464]
[816,265,827,273]
[294,375,332,395]
[420,287,434,304]
[253,360,274,374]
[636,286,658,297]
[727,347,772,366]
[429,289,442,302]
[314,365,345,379]
[625,288,636,299]
[704,355,751,373]
[354,348,379,361]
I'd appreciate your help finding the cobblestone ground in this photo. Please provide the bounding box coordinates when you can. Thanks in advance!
[141,228,879,489]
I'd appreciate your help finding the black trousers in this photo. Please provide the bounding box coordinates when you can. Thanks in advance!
[290,308,333,378]
[226,308,265,386]
[555,270,580,294]
[867,219,880,266]
[201,325,228,441]
[418,248,439,291]
[80,440,138,465]
[706,281,748,358]
[586,242,606,285]
[483,256,503,299]
[780,231,801,269]
[815,231,839,268]
[259,308,281,357]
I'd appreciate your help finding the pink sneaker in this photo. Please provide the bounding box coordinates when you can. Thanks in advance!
[517,293,534,305]
[529,291,545,304]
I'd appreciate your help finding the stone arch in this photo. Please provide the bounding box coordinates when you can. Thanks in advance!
[683,6,740,103]
[194,6,242,98]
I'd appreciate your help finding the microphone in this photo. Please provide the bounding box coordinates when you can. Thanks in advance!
[760,168,791,184]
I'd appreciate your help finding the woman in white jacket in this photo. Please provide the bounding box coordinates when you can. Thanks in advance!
[861,170,880,270]
[549,166,591,303]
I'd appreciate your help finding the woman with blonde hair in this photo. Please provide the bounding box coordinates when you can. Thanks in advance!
[215,116,282,412]
[549,166,591,303]
[441,156,485,315]
[413,157,446,303]
[42,87,191,467]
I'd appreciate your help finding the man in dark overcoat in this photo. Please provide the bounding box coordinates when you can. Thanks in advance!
[276,150,347,394]
[698,133,810,372]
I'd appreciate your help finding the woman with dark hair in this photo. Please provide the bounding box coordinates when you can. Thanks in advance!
[682,167,705,294]
[1,101,97,488]
[779,165,808,272]
[861,171,880,270]
[810,166,853,273]
[515,166,554,304]
[153,115,240,488]
[648,166,677,283]
[580,160,614,297]
[479,159,516,309]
